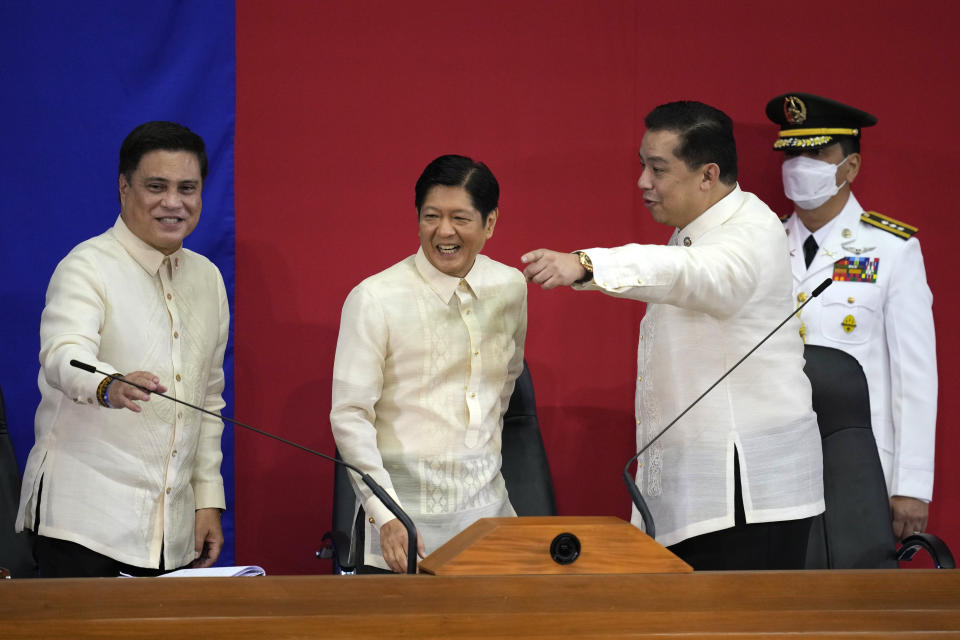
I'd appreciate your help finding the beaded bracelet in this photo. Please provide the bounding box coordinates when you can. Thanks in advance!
[96,375,116,408]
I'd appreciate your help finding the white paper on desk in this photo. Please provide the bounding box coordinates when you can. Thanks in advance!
[159,565,266,578]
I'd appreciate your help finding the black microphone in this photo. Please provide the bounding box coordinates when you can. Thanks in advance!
[623,277,833,539]
[69,359,419,574]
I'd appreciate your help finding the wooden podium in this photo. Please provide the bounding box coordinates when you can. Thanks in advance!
[5,570,960,638]
[419,515,691,575]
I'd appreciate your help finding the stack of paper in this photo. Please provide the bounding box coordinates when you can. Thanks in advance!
[160,566,266,577]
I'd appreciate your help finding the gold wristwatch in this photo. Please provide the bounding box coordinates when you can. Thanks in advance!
[575,251,593,283]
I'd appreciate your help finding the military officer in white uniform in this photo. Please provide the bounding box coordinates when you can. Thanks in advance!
[767,92,937,541]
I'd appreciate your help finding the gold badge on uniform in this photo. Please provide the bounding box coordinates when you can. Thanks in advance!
[784,96,807,124]
[841,314,857,333]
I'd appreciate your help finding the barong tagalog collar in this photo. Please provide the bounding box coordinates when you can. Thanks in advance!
[112,215,186,277]
[414,247,482,303]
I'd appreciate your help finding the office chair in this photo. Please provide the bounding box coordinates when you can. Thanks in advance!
[0,383,38,578]
[802,345,953,569]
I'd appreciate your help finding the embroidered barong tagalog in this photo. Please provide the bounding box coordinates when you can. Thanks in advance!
[832,256,879,282]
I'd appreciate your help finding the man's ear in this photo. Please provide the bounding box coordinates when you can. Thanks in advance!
[484,208,498,239]
[840,152,861,185]
[118,174,130,206]
[700,163,721,191]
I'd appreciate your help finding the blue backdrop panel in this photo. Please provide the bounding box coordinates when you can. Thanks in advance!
[0,1,236,565]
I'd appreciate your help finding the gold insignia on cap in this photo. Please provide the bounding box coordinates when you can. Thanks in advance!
[784,96,807,125]
[841,314,857,333]
[842,228,852,238]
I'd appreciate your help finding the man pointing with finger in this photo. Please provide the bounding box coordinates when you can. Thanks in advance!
[523,101,823,570]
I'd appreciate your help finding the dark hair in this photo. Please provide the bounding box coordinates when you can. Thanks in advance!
[414,155,499,222]
[118,121,208,183]
[837,136,860,156]
[644,101,738,185]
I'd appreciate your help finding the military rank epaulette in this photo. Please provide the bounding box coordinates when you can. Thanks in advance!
[860,211,918,240]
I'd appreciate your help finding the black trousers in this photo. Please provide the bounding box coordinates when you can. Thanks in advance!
[33,535,171,578]
[667,452,814,571]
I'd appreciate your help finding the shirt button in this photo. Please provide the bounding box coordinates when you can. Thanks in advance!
[368,516,375,524]
[848,296,855,303]
[176,374,182,382]
[637,376,642,382]
[636,279,643,285]
[471,392,476,398]
[165,488,171,495]
[636,419,641,425]
[797,292,807,303]
[474,351,479,356]
[167,293,172,300]
[465,309,471,315]
[173,331,179,339]
[172,449,178,457]
[683,237,691,247]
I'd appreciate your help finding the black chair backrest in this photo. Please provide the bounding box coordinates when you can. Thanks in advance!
[802,345,898,569]
[500,361,556,516]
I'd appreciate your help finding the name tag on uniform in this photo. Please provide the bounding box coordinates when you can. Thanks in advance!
[833,256,879,282]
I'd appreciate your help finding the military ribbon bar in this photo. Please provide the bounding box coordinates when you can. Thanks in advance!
[833,256,879,282]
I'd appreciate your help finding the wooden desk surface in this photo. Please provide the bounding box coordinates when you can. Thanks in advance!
[3,570,960,638]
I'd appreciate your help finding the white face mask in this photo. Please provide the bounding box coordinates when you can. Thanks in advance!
[781,155,849,210]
